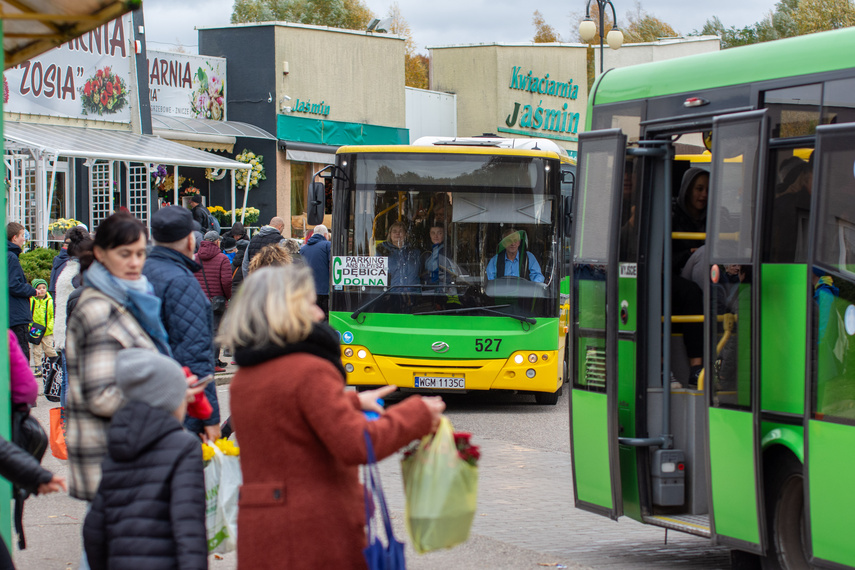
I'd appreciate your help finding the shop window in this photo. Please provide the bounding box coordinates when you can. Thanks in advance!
[291,162,307,238]
[764,84,822,139]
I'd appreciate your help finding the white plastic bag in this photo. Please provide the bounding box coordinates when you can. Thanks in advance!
[204,444,242,553]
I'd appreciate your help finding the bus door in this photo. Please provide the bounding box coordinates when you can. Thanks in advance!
[570,129,626,519]
[704,110,769,554]
[804,123,855,568]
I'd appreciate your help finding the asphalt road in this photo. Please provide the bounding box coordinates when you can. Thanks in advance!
[13,381,732,569]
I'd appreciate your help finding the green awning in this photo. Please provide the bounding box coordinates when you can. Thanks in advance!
[277,114,408,147]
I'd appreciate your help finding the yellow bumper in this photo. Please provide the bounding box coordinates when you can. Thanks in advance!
[341,345,561,394]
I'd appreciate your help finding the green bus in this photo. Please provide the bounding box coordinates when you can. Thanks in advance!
[314,137,575,404]
[571,27,855,568]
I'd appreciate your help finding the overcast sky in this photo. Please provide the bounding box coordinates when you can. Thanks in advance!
[141,0,776,54]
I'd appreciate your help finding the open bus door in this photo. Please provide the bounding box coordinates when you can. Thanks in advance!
[570,129,626,519]
[704,110,769,554]
[804,123,855,568]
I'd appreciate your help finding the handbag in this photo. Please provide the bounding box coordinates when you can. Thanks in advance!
[48,407,67,460]
[203,443,241,553]
[27,299,47,344]
[363,431,406,570]
[200,264,227,315]
[12,407,47,549]
[42,356,62,403]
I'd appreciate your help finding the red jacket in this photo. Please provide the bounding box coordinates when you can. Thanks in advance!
[194,241,232,300]
[229,353,432,569]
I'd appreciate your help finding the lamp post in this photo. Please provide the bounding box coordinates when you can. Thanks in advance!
[579,0,623,74]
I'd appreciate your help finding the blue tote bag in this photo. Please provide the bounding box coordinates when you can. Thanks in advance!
[363,431,406,570]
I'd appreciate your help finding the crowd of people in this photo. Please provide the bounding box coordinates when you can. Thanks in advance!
[3,209,444,569]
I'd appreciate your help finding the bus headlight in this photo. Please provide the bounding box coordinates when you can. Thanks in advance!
[344,348,353,358]
[514,354,524,364]
[358,350,367,359]
[528,353,538,363]
[526,369,536,378]
[345,363,354,373]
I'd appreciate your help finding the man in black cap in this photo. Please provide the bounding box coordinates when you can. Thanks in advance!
[142,206,221,442]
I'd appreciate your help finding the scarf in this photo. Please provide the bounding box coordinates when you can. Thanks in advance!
[233,322,346,381]
[83,262,172,357]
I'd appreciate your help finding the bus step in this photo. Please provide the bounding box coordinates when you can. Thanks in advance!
[642,514,711,538]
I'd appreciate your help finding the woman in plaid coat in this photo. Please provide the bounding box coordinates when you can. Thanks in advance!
[65,213,174,502]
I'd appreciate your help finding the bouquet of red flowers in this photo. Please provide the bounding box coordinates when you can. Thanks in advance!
[453,432,480,466]
[80,66,128,116]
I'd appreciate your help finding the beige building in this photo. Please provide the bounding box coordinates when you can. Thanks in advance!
[200,22,408,236]
[429,43,589,159]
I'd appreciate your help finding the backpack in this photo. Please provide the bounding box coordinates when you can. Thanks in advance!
[207,212,221,234]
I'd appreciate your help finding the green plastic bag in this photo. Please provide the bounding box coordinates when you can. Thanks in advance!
[401,417,478,553]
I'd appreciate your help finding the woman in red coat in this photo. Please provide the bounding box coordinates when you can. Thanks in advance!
[220,265,444,569]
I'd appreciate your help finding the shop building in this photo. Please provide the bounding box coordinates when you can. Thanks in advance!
[428,43,589,159]
[199,22,409,237]
[2,13,262,245]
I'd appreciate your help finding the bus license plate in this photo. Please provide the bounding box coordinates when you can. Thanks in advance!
[414,376,465,389]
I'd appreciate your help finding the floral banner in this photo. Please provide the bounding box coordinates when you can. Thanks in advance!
[148,50,226,121]
[4,15,133,123]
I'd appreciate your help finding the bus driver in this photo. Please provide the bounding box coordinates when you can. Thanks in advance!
[486,228,544,283]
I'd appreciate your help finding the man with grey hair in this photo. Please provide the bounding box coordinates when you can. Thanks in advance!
[241,216,288,277]
[142,206,221,441]
[300,223,331,318]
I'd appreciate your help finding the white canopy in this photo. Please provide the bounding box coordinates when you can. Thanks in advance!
[4,121,252,170]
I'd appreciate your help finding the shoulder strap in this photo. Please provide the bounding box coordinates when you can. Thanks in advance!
[200,263,212,296]
[497,251,505,278]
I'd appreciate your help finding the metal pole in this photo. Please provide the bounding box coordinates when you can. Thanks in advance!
[598,0,605,74]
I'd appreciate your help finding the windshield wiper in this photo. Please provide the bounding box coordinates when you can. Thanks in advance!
[414,304,537,324]
[350,284,448,320]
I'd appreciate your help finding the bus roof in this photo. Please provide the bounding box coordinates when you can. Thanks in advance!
[336,143,575,164]
[593,27,855,106]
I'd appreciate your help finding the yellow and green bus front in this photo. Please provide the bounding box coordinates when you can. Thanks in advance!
[328,143,574,404]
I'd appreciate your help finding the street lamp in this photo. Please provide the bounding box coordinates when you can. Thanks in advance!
[579,0,623,74]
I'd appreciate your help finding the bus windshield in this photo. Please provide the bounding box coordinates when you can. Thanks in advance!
[332,152,560,320]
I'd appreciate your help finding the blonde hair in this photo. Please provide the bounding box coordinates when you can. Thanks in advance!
[248,244,292,273]
[218,265,316,349]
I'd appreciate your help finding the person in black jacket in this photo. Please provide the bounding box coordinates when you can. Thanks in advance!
[143,206,220,442]
[188,195,210,233]
[0,431,65,568]
[83,348,207,570]
[6,223,38,360]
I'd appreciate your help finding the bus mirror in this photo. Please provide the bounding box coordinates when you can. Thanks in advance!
[564,196,573,235]
[307,181,325,226]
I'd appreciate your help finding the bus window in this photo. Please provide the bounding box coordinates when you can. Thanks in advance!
[592,101,644,144]
[764,83,822,139]
[811,127,855,420]
[822,77,855,126]
[763,148,814,263]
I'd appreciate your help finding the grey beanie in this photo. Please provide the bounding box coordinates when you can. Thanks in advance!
[204,231,220,242]
[115,348,187,413]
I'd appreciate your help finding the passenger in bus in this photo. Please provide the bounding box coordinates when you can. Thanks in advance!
[375,221,421,287]
[672,168,709,386]
[420,223,460,285]
[486,228,544,283]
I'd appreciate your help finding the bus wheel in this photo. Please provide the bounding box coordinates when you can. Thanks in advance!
[762,454,810,570]
[535,386,561,405]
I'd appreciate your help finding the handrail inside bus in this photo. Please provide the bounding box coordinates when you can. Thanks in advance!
[672,232,706,240]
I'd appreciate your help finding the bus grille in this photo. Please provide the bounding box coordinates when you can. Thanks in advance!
[584,346,607,389]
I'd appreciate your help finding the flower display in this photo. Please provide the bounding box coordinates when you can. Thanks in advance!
[150,164,168,189]
[234,149,265,190]
[48,218,83,235]
[205,168,226,182]
[182,186,200,197]
[190,65,225,121]
[230,207,260,225]
[80,66,128,115]
[208,205,230,225]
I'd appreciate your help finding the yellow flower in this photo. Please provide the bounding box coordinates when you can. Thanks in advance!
[214,438,240,456]
[202,442,215,462]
